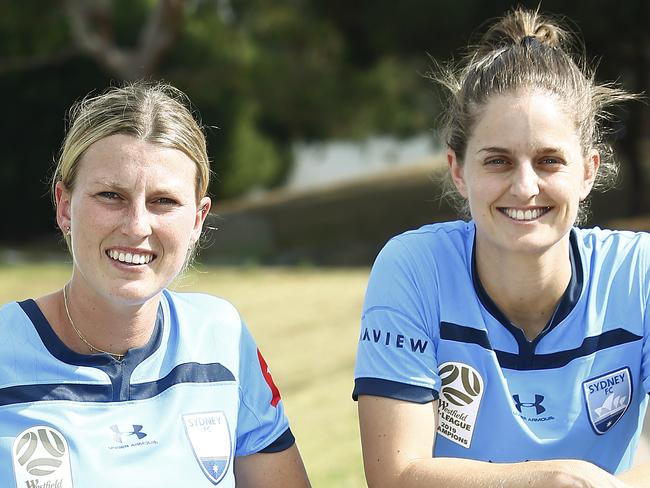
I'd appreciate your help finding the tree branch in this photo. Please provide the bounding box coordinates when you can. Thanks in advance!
[64,0,185,80]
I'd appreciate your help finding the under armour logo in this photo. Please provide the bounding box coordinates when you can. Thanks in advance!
[110,424,147,443]
[513,394,546,415]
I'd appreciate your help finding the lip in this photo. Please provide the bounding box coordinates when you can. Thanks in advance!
[497,206,552,222]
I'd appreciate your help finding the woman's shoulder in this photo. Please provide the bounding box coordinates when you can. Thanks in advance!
[574,227,650,277]
[0,300,22,322]
[162,289,243,326]
[574,226,650,252]
[379,220,473,263]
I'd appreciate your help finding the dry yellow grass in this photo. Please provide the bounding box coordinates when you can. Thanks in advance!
[0,263,369,487]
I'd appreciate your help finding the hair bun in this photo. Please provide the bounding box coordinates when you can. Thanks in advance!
[477,7,566,55]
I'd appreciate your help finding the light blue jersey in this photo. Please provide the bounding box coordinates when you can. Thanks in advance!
[0,289,293,487]
[354,220,650,473]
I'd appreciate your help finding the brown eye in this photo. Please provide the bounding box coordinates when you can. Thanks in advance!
[486,158,508,166]
[155,197,178,206]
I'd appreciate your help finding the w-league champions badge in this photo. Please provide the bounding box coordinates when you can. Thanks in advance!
[437,362,484,448]
[583,367,632,434]
[12,426,74,488]
[183,411,232,484]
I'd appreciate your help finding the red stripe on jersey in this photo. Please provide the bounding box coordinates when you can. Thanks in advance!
[257,349,281,407]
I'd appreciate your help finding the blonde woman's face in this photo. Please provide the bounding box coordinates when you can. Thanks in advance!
[55,134,211,306]
[448,90,598,257]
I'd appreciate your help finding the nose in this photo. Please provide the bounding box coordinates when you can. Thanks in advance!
[510,162,540,200]
[121,199,152,238]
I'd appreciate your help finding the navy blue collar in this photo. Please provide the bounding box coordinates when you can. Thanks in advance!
[18,298,164,370]
[472,229,583,349]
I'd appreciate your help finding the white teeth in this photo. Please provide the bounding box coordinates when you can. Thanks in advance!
[503,208,548,221]
[107,249,154,264]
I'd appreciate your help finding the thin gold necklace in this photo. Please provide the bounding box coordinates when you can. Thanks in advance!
[62,284,125,360]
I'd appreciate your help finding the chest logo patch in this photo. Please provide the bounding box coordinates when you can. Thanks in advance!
[183,411,232,484]
[437,362,484,448]
[12,425,74,487]
[583,367,632,435]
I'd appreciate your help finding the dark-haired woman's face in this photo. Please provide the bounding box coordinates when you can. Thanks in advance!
[448,90,598,256]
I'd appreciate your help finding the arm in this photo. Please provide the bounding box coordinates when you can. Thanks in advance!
[618,462,650,487]
[234,444,311,488]
[358,395,631,488]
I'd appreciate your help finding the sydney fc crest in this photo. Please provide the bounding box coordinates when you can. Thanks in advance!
[583,367,632,435]
[183,411,232,484]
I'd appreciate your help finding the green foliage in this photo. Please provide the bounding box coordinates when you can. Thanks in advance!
[0,2,70,57]
[0,0,646,242]
[221,101,285,197]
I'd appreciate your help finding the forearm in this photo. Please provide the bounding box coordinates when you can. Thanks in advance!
[390,457,548,488]
[403,458,529,487]
[618,461,650,487]
[369,457,628,488]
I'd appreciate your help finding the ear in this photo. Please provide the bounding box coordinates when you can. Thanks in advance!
[448,149,468,198]
[55,181,72,234]
[580,149,600,201]
[190,196,212,245]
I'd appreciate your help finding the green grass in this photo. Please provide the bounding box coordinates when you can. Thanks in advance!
[0,263,369,487]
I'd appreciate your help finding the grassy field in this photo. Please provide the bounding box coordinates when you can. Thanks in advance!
[0,263,370,487]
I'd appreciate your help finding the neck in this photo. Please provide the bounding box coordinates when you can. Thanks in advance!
[62,278,161,357]
[475,235,572,340]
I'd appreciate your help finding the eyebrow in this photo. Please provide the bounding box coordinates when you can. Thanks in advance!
[91,179,184,195]
[478,146,511,154]
[477,146,566,154]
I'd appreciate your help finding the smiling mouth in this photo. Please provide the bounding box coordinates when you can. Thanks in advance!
[106,250,156,265]
[499,207,551,221]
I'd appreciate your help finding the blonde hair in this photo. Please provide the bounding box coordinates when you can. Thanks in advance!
[51,81,211,248]
[434,8,636,223]
[53,81,210,203]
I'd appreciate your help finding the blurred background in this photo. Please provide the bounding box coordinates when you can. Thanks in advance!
[1,0,648,485]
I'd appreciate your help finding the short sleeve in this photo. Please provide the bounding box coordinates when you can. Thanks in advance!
[642,250,650,394]
[235,325,295,456]
[353,237,440,403]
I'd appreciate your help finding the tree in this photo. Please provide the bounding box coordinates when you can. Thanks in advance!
[64,0,184,80]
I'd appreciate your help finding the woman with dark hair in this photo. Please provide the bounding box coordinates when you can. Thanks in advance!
[354,8,648,487]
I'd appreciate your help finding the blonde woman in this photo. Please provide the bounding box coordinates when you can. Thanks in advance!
[0,83,310,487]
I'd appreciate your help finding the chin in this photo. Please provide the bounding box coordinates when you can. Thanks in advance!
[107,283,164,305]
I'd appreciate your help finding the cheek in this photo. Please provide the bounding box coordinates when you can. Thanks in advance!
[547,173,584,204]
[465,175,499,204]
[161,214,198,251]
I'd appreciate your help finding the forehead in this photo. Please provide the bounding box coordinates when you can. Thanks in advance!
[469,90,581,152]
[75,134,197,190]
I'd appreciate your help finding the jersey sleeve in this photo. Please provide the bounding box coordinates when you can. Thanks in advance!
[353,237,440,403]
[235,324,295,456]
[641,239,650,394]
